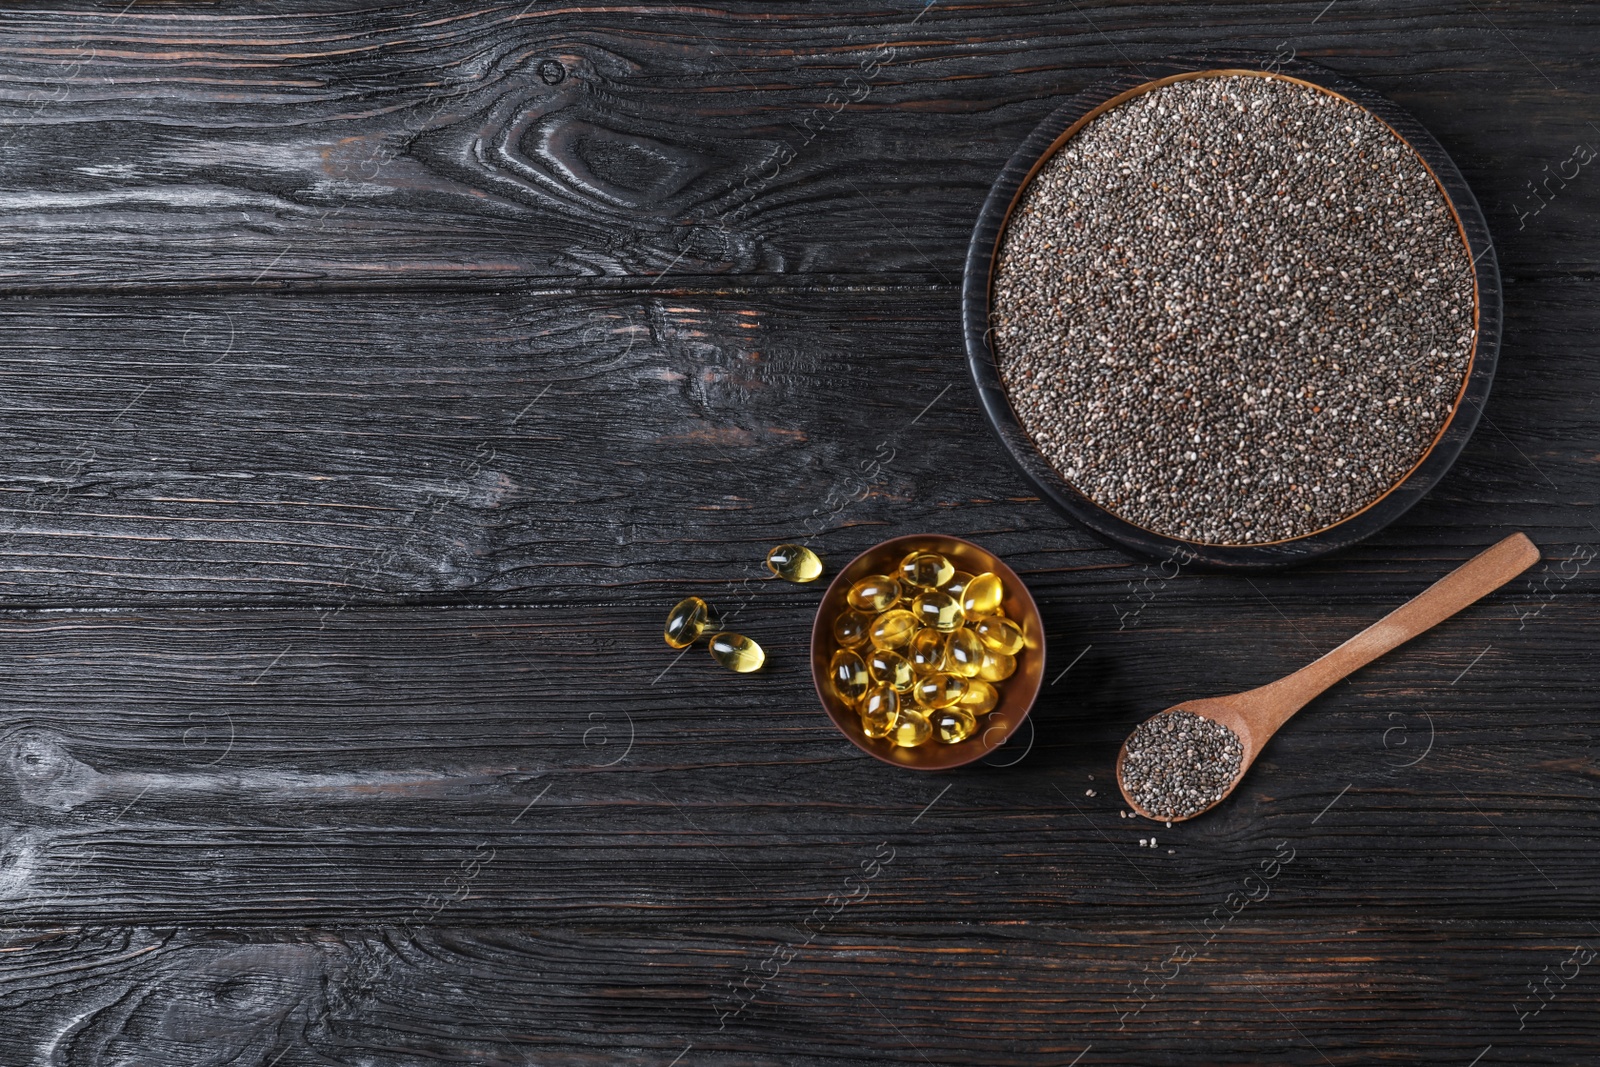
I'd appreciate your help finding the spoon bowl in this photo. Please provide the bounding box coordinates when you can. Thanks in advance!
[1117,533,1541,822]
[1115,698,1258,823]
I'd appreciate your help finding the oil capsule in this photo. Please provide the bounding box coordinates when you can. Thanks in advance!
[861,684,900,738]
[960,572,1005,617]
[976,648,1017,682]
[868,648,916,693]
[708,632,765,673]
[933,706,977,743]
[892,708,932,748]
[971,615,1025,656]
[869,608,919,650]
[912,672,968,710]
[664,596,713,649]
[831,649,869,703]
[833,609,871,649]
[908,627,946,674]
[911,589,965,633]
[943,628,984,678]
[957,678,999,715]
[847,574,902,613]
[943,570,975,599]
[861,698,898,740]
[766,543,823,583]
[899,551,954,590]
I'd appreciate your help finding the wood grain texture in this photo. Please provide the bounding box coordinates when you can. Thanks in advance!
[0,594,1591,924]
[0,2,1593,1063]
[0,283,1589,605]
[0,2,1589,290]
[2,922,1598,1065]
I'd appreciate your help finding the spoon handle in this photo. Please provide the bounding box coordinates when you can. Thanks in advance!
[1255,532,1541,729]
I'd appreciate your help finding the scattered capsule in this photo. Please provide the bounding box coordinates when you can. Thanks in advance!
[912,672,968,710]
[892,708,933,747]
[960,572,1005,617]
[943,570,975,599]
[664,596,713,649]
[869,608,920,650]
[899,551,954,590]
[868,648,916,692]
[944,628,984,678]
[912,589,965,633]
[977,648,1017,682]
[933,706,978,743]
[766,543,823,583]
[957,678,999,715]
[847,574,902,613]
[861,684,899,728]
[908,627,947,674]
[861,697,899,739]
[971,615,1025,655]
[830,649,869,703]
[708,632,765,673]
[833,609,871,649]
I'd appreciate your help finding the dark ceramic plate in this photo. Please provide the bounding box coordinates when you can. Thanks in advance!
[961,54,1501,569]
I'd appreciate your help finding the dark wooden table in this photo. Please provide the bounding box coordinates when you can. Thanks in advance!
[0,3,1594,1064]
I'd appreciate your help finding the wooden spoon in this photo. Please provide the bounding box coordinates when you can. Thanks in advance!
[1116,532,1541,823]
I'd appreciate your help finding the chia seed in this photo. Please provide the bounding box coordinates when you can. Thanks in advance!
[1120,709,1244,820]
[993,73,1476,544]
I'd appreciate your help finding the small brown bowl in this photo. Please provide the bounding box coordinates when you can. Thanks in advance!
[810,534,1046,770]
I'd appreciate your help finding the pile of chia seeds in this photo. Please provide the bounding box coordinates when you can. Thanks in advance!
[1120,709,1244,820]
[993,73,1476,544]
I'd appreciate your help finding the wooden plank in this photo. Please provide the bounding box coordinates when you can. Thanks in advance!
[2,922,1594,1063]
[0,283,1590,605]
[0,5,1589,1063]
[0,593,1593,924]
[0,1,1590,291]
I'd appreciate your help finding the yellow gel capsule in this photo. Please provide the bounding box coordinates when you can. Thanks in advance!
[708,632,765,673]
[933,706,977,743]
[892,708,932,747]
[957,678,999,715]
[912,672,967,710]
[961,572,1005,617]
[868,648,916,693]
[911,590,965,633]
[898,551,954,590]
[847,574,902,613]
[943,628,984,678]
[861,684,899,736]
[664,596,713,649]
[831,648,869,703]
[908,627,946,674]
[766,543,823,583]
[972,615,1024,655]
[861,699,898,739]
[869,608,919,650]
[833,609,871,649]
[977,648,1017,682]
[943,570,975,599]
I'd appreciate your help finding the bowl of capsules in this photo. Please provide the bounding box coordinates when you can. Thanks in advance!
[810,534,1046,770]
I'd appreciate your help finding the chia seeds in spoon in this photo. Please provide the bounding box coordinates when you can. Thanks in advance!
[992,73,1476,545]
[1120,710,1244,820]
